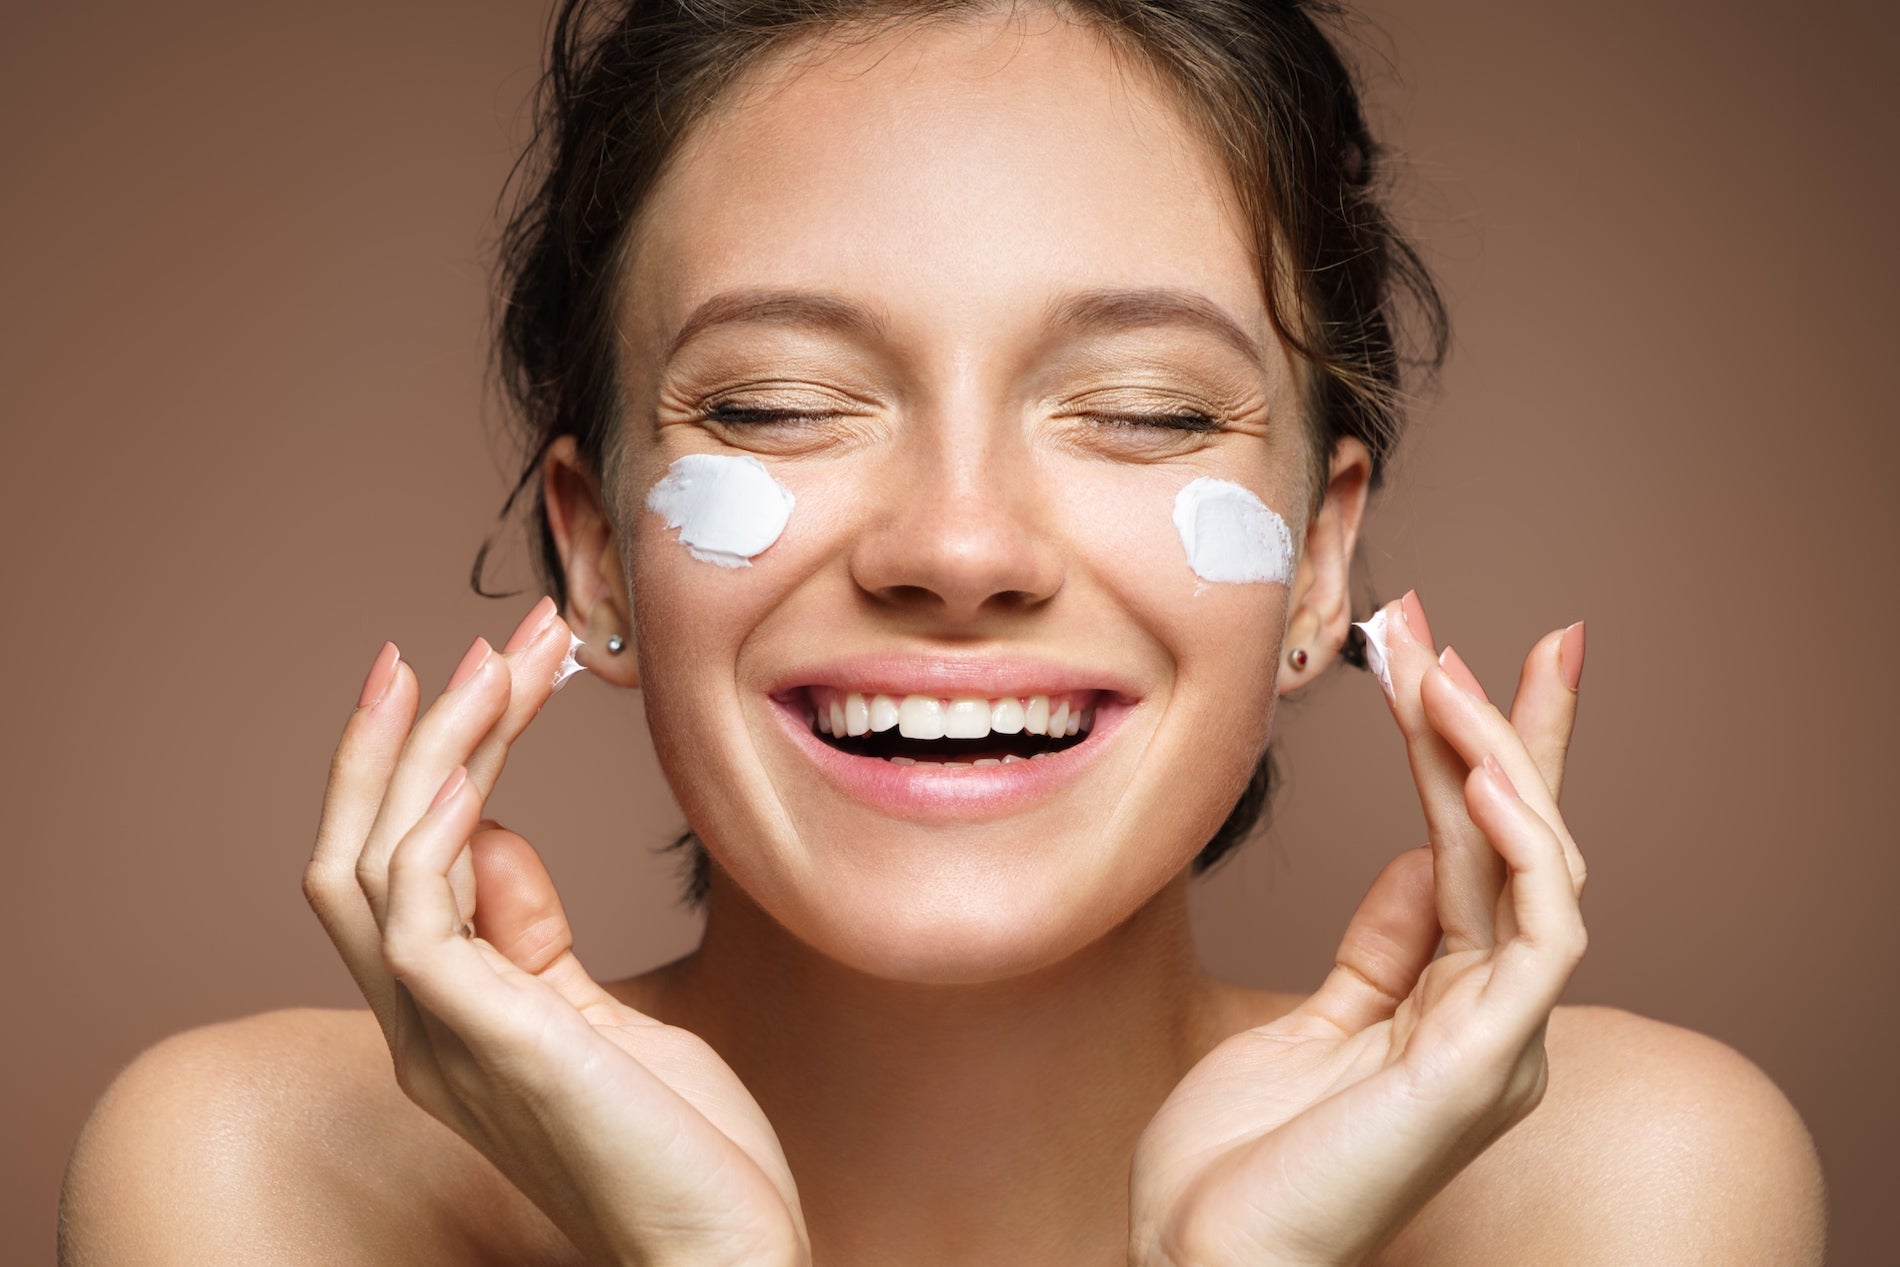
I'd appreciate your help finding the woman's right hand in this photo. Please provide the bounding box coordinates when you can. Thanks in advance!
[302,597,808,1267]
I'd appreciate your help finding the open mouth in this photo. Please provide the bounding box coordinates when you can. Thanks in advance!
[794,686,1101,766]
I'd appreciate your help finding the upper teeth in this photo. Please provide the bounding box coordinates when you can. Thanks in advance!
[809,689,1094,739]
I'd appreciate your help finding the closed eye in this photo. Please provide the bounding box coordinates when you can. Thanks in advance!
[701,405,835,426]
[702,406,1222,432]
[1087,411,1221,431]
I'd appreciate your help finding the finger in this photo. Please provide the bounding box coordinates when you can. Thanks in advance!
[1372,592,1508,954]
[356,639,512,923]
[305,643,419,1027]
[469,822,615,1010]
[1506,623,1584,802]
[384,769,623,1071]
[1421,663,1587,900]
[358,600,576,923]
[380,766,533,1041]
[1291,845,1440,1036]
[1464,757,1588,1017]
[463,598,576,795]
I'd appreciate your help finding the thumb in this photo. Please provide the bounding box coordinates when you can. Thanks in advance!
[1290,845,1440,1036]
[468,820,576,976]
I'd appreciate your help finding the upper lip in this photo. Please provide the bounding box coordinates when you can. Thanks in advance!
[764,650,1144,702]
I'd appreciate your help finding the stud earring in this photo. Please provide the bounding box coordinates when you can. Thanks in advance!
[606,634,626,654]
[1287,647,1309,670]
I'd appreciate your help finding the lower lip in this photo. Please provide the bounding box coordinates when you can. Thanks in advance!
[767,694,1135,823]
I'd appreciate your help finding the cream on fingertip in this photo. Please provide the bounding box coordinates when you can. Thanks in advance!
[1352,608,1394,696]
[550,631,586,692]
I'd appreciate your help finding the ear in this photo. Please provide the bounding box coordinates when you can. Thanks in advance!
[542,435,639,689]
[1277,436,1373,696]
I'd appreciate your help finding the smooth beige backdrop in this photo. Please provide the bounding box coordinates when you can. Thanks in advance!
[5,1,1894,1261]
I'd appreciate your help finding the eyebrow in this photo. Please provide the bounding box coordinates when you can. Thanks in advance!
[1041,287,1265,365]
[663,285,1265,366]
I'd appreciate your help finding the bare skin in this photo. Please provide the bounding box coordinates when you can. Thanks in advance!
[60,9,1826,1265]
[61,993,1824,1264]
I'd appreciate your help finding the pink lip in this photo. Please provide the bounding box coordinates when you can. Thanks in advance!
[764,651,1143,701]
[760,653,1140,824]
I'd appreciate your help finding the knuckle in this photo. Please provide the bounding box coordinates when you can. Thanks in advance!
[385,847,422,885]
[301,861,335,911]
[1502,1055,1550,1121]
[380,930,425,982]
[326,737,385,792]
[354,849,386,897]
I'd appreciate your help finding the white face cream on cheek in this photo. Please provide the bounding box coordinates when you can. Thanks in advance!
[1352,609,1393,695]
[1171,476,1295,586]
[645,453,796,568]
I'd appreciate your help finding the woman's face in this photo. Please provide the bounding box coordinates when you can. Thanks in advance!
[563,10,1366,983]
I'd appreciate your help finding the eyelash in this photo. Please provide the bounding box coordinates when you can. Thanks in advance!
[701,405,1221,432]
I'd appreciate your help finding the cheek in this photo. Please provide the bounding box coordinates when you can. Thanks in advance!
[625,455,844,715]
[1058,463,1293,692]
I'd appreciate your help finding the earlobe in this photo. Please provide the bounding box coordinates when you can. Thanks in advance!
[1277,437,1374,696]
[541,436,640,689]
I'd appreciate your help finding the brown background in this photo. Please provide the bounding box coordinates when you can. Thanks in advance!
[4,0,1894,1261]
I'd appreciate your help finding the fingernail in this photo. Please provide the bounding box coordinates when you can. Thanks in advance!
[356,641,400,710]
[446,637,492,691]
[1400,589,1435,649]
[429,764,468,810]
[1482,753,1519,799]
[1438,645,1489,703]
[1559,620,1586,692]
[502,595,559,654]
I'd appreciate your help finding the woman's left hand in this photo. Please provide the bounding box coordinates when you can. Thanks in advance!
[1128,593,1589,1267]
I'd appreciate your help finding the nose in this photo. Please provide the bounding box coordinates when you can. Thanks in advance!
[847,428,1064,624]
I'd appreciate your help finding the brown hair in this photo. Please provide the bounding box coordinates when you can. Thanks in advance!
[475,0,1448,905]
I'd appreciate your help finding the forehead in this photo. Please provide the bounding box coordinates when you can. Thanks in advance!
[620,9,1270,358]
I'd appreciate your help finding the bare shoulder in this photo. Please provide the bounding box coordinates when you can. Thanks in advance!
[1378,1004,1829,1266]
[59,1008,576,1267]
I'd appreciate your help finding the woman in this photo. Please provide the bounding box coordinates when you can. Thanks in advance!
[61,1,1826,1262]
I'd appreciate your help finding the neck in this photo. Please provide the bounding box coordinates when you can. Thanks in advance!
[657,868,1234,1267]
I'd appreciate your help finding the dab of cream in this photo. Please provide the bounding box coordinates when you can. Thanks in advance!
[1353,609,1393,696]
[1172,477,1295,585]
[550,631,585,693]
[645,453,795,568]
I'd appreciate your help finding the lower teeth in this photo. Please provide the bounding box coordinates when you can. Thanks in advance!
[888,752,1041,766]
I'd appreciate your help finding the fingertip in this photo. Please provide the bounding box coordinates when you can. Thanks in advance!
[468,826,572,973]
[1481,752,1520,800]
[1437,644,1489,703]
[355,641,401,711]
[1559,620,1586,692]
[501,595,560,655]
[1399,588,1435,649]
[428,764,469,812]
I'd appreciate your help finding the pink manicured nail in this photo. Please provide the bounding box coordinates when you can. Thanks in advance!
[446,637,492,691]
[430,764,468,810]
[356,641,400,709]
[1400,589,1435,649]
[1438,645,1489,703]
[1482,753,1519,799]
[503,595,559,654]
[1559,621,1586,691]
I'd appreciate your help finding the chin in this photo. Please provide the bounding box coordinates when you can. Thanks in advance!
[752,834,1168,986]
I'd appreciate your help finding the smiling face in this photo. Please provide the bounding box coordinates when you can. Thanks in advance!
[550,7,1370,983]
